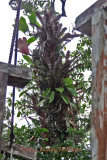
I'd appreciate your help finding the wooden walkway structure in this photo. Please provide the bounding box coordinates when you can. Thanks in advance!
[0,62,37,159]
[1,140,37,160]
[75,0,107,159]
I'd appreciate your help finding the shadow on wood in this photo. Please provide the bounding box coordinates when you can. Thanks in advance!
[0,62,32,88]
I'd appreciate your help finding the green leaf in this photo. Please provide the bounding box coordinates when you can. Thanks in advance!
[43,88,51,97]
[79,109,84,114]
[33,127,48,134]
[17,111,21,117]
[55,87,64,93]
[19,85,36,97]
[28,11,36,25]
[37,99,46,107]
[27,36,36,44]
[61,93,69,104]
[63,78,73,85]
[89,99,91,105]
[64,46,66,51]
[19,17,29,33]
[43,138,48,141]
[23,55,33,64]
[19,89,28,97]
[67,87,77,97]
[21,125,26,130]
[70,101,77,108]
[36,21,41,28]
[49,91,55,103]
[41,128,48,133]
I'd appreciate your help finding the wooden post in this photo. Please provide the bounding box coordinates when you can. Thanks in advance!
[91,5,107,160]
[0,71,8,150]
[0,62,32,153]
[75,0,107,159]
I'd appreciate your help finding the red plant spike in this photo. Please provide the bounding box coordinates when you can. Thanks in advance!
[18,37,29,54]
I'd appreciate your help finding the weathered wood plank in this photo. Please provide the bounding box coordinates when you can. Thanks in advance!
[91,6,107,159]
[75,0,107,159]
[0,62,32,88]
[75,0,107,36]
[0,72,8,150]
[1,140,37,160]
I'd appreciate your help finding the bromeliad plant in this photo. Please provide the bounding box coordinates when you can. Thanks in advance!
[18,6,90,148]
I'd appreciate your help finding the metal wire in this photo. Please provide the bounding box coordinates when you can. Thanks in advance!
[8,0,22,64]
[9,0,22,149]
[10,21,19,148]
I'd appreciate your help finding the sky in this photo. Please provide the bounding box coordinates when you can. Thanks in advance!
[0,0,97,63]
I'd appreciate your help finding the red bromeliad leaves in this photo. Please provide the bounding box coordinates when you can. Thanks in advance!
[18,37,29,54]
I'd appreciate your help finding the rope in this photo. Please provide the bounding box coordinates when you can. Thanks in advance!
[9,19,19,148]
[14,17,19,66]
[9,0,22,151]
[10,5,20,147]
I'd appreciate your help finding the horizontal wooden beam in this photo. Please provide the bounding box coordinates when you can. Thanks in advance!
[0,62,32,88]
[1,140,37,160]
[75,0,107,36]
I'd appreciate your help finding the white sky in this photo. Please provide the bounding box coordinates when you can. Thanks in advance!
[0,0,97,63]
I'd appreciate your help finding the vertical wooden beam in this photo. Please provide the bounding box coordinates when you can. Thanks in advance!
[91,6,107,160]
[0,62,32,153]
[0,71,8,151]
[75,1,107,159]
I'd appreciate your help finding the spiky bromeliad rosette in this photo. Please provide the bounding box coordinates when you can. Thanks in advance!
[19,7,84,145]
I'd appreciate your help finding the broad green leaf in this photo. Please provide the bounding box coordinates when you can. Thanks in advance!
[43,88,51,97]
[61,93,69,104]
[67,87,77,97]
[19,89,28,97]
[36,21,41,28]
[55,87,64,93]
[19,85,36,97]
[23,55,33,64]
[49,91,55,103]
[70,101,77,108]
[17,111,21,117]
[37,99,46,107]
[19,17,29,33]
[27,36,36,44]
[63,78,73,85]
[28,11,36,24]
